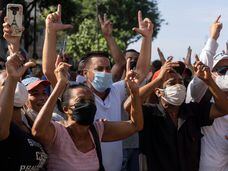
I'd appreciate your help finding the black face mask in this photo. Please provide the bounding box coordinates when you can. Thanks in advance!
[72,101,97,125]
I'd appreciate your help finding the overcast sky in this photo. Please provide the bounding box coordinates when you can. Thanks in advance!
[128,0,228,62]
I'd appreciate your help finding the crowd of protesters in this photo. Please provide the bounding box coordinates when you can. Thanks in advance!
[0,3,227,171]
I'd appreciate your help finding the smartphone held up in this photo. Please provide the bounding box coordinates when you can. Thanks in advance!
[6,4,23,37]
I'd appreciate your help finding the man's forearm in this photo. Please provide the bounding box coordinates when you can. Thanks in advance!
[0,77,17,140]
[105,36,125,64]
[42,30,58,87]
[200,38,218,70]
[139,77,161,102]
[207,78,228,116]
[186,38,218,103]
[8,43,20,55]
[130,92,143,131]
[106,35,126,82]
[136,37,152,83]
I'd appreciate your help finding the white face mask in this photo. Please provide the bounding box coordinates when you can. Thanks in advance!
[14,82,28,107]
[215,71,228,91]
[160,84,186,106]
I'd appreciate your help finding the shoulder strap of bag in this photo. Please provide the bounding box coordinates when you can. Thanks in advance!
[89,124,105,171]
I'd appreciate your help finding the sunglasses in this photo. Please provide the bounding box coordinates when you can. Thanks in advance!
[214,66,228,75]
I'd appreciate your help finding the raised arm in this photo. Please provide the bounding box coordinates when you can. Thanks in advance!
[124,58,179,112]
[32,62,70,146]
[0,53,35,140]
[42,4,72,87]
[157,47,166,65]
[101,68,143,142]
[183,46,193,72]
[99,14,126,82]
[133,11,154,84]
[194,56,228,118]
[186,16,222,103]
[200,15,222,69]
[3,17,23,54]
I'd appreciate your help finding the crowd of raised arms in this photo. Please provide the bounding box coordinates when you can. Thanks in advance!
[0,4,227,171]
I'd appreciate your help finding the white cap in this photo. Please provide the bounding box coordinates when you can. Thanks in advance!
[14,82,28,107]
[213,53,228,69]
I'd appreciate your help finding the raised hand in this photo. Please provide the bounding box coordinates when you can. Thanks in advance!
[157,47,166,65]
[183,46,192,68]
[194,55,212,83]
[98,14,113,38]
[3,17,22,46]
[133,11,154,37]
[46,4,73,32]
[125,71,139,96]
[156,57,179,81]
[55,53,70,69]
[54,62,71,85]
[210,15,222,40]
[125,58,139,95]
[6,53,35,80]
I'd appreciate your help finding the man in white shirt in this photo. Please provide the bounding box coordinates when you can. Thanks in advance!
[186,16,228,171]
[83,51,126,171]
[82,12,153,171]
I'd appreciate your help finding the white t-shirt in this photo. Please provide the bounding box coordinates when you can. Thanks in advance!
[199,115,228,171]
[75,75,86,84]
[94,80,126,171]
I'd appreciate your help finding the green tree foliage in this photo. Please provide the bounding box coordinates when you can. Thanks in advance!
[66,19,107,60]
[1,0,164,61]
[67,0,164,61]
[38,0,82,30]
[66,18,126,60]
[80,0,163,41]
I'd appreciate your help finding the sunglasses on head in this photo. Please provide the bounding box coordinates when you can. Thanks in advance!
[214,66,228,75]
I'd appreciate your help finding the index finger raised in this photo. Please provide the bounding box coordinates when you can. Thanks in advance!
[98,14,103,24]
[215,15,221,23]
[195,54,200,62]
[138,10,143,25]
[57,4,62,16]
[126,57,131,73]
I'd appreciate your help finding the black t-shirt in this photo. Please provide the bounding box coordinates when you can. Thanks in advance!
[0,123,48,171]
[139,102,213,171]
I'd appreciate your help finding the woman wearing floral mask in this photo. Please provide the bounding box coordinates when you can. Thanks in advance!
[31,62,143,171]
[125,57,228,171]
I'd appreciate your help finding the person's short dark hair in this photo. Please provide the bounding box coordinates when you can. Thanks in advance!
[173,61,186,75]
[59,83,92,111]
[82,51,111,69]
[182,68,193,87]
[182,68,192,78]
[124,49,140,55]
[82,51,110,61]
[151,60,162,73]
